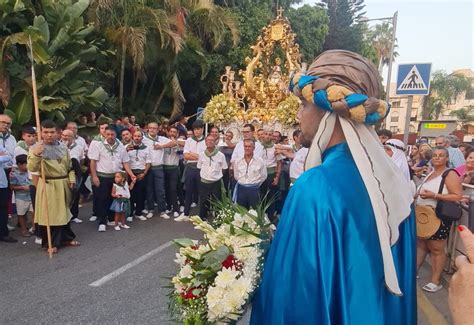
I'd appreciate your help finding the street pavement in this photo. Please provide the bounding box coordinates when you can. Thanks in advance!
[1,203,453,324]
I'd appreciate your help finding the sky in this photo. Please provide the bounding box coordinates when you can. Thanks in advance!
[301,0,473,81]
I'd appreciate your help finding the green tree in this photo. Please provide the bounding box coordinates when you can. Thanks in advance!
[287,4,329,62]
[370,22,398,74]
[451,105,474,130]
[421,71,472,120]
[322,0,366,53]
[0,0,114,124]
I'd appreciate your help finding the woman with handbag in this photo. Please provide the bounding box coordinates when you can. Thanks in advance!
[416,146,462,293]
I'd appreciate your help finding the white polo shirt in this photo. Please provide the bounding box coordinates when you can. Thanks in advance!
[75,135,88,152]
[234,156,267,186]
[290,147,308,180]
[68,142,85,162]
[88,139,129,174]
[164,146,180,166]
[260,144,284,168]
[126,142,151,170]
[142,134,170,167]
[184,137,206,163]
[230,140,264,163]
[197,150,228,182]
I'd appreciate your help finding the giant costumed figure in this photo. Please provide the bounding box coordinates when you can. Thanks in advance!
[250,50,416,324]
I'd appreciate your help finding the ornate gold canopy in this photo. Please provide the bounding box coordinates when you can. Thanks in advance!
[240,8,301,112]
[206,9,302,126]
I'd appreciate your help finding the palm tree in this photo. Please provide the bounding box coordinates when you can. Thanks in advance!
[370,22,399,75]
[450,105,474,130]
[421,71,471,120]
[151,0,239,117]
[91,0,183,111]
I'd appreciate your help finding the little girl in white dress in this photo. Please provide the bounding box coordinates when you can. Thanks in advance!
[110,172,135,231]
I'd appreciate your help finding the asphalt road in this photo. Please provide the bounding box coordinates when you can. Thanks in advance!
[0,203,452,324]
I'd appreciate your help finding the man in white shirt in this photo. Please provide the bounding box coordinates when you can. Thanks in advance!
[230,123,264,164]
[276,130,308,184]
[233,139,267,209]
[66,121,87,153]
[142,122,176,219]
[194,135,227,221]
[164,126,184,219]
[182,120,206,218]
[62,129,85,224]
[88,126,136,232]
[260,128,283,220]
[87,120,110,222]
[126,130,151,222]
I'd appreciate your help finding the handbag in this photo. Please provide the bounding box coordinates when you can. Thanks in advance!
[435,169,462,223]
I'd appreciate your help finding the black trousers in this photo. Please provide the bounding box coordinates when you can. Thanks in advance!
[164,167,179,213]
[39,223,75,248]
[130,176,146,217]
[178,160,185,206]
[236,184,260,209]
[184,166,200,215]
[261,173,278,219]
[198,180,222,220]
[94,176,114,225]
[0,188,9,238]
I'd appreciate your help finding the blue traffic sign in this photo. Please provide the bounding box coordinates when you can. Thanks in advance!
[396,63,432,95]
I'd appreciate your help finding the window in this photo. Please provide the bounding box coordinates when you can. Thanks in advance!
[390,126,398,133]
[410,117,417,121]
[391,112,399,122]
[392,101,401,108]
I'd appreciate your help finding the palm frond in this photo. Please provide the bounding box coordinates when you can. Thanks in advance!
[170,73,186,119]
[126,27,147,71]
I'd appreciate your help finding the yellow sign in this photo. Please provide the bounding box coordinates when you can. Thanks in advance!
[271,24,284,40]
[423,123,446,129]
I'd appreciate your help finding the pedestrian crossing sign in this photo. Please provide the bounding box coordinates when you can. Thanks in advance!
[396,63,432,95]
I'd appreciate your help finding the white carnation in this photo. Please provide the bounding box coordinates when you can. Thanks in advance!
[215,267,239,289]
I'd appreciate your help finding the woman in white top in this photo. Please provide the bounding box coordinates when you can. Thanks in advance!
[416,147,462,293]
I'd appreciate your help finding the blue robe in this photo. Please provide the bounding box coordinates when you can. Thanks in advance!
[250,143,416,324]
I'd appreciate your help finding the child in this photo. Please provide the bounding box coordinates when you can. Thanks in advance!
[10,154,32,237]
[110,172,135,231]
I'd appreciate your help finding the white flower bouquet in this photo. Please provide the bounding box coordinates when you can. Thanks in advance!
[168,198,274,324]
[275,95,301,126]
[203,94,240,126]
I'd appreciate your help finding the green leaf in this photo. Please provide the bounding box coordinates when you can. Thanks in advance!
[48,28,71,55]
[201,246,230,271]
[39,96,68,112]
[13,0,25,12]
[7,91,32,125]
[33,16,50,45]
[44,59,80,86]
[173,238,195,248]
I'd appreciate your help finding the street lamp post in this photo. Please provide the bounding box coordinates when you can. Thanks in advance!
[359,12,399,127]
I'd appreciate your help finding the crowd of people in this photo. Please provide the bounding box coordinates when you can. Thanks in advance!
[0,114,308,252]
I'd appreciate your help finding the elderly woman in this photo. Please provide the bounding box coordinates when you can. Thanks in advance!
[416,146,462,292]
[251,50,416,324]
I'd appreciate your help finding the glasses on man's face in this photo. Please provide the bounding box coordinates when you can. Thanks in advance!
[242,130,251,133]
[0,121,11,126]
[435,143,444,146]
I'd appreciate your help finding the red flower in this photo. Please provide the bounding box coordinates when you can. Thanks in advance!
[222,255,236,269]
[181,288,197,300]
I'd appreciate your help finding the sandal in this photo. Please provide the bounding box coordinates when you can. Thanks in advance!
[63,240,81,247]
[422,282,443,293]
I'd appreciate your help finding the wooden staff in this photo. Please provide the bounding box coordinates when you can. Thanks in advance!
[28,36,53,258]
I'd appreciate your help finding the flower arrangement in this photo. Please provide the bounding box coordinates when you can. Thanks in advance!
[275,95,301,126]
[203,94,240,126]
[244,107,273,124]
[168,198,274,324]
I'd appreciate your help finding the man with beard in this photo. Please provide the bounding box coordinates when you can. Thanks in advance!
[251,50,416,324]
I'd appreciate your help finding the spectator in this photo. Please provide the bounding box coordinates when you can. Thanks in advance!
[0,144,14,243]
[435,135,465,168]
[10,154,31,237]
[455,150,474,179]
[14,126,36,157]
[458,143,472,158]
[416,146,462,292]
[197,135,227,220]
[377,129,392,144]
[121,129,132,146]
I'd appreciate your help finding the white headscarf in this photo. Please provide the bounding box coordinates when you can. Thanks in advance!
[305,113,412,295]
[385,139,411,183]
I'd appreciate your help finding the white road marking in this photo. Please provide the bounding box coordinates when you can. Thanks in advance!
[89,241,173,287]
